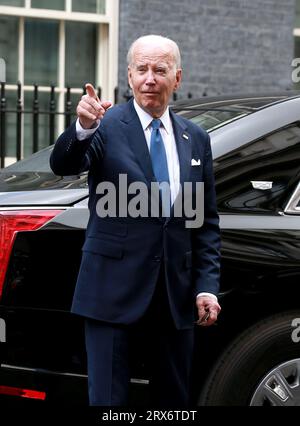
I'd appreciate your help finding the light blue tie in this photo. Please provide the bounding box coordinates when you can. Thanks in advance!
[150,119,170,184]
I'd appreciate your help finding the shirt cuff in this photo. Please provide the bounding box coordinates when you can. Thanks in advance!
[196,292,218,302]
[76,118,100,141]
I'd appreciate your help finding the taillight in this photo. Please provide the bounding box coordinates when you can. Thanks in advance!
[0,385,46,400]
[0,210,63,298]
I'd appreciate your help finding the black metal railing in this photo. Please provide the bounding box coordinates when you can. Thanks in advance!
[0,82,189,168]
[0,82,116,168]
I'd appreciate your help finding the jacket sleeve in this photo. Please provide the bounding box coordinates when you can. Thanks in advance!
[192,132,221,297]
[50,121,105,176]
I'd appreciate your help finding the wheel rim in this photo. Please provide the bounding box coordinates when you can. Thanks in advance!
[250,359,300,406]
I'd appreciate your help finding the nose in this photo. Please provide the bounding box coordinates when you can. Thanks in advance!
[145,70,155,85]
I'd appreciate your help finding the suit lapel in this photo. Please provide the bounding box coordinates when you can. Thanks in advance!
[120,100,192,186]
[120,99,154,184]
[170,109,191,187]
[120,101,192,222]
[164,110,191,223]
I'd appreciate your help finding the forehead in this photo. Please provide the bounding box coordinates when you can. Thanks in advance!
[132,42,174,65]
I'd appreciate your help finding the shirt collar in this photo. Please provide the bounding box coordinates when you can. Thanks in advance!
[133,99,171,134]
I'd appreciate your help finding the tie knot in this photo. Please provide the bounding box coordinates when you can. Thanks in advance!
[151,119,162,130]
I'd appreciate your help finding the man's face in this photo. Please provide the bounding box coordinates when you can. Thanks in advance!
[128,41,182,118]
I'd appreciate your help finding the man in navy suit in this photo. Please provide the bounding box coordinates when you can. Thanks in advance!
[50,34,221,406]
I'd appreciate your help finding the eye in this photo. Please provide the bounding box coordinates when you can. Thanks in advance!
[136,66,147,73]
[156,68,166,75]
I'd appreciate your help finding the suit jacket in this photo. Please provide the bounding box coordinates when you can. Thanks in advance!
[50,98,221,329]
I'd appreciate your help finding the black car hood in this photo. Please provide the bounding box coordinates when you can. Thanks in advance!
[0,172,88,206]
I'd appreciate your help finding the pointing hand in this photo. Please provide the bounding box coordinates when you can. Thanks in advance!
[76,83,112,129]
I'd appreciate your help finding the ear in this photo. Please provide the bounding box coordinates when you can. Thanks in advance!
[173,68,182,92]
[128,66,133,89]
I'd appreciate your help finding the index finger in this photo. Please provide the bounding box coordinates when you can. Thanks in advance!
[85,83,99,101]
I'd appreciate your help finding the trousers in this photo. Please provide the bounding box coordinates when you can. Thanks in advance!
[84,266,194,406]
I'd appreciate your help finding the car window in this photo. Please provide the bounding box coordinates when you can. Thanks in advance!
[174,108,249,131]
[1,146,53,173]
[214,124,300,213]
[172,96,294,132]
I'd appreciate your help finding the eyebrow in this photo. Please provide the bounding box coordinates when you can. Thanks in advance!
[134,62,170,69]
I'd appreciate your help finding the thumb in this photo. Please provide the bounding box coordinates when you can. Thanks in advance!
[85,83,98,100]
[101,101,112,110]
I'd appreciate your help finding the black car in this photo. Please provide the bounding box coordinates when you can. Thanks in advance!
[1,93,300,406]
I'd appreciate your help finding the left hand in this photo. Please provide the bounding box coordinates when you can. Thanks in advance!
[196,295,221,327]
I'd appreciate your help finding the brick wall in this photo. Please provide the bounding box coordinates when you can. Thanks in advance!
[118,0,295,102]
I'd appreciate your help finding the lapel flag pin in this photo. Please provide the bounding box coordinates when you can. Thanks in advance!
[182,134,189,140]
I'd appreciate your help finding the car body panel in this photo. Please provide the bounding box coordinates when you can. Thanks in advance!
[0,189,88,206]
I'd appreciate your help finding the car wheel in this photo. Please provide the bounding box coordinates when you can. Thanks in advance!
[198,311,300,406]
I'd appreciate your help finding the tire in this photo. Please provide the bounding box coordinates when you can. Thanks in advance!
[198,310,300,406]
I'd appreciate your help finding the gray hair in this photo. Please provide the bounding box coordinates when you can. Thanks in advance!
[127,34,181,69]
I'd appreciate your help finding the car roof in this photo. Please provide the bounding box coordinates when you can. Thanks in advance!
[170,92,300,134]
[171,91,300,111]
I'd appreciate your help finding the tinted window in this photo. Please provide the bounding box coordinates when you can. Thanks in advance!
[1,146,53,173]
[172,96,294,131]
[215,124,300,213]
[175,108,248,131]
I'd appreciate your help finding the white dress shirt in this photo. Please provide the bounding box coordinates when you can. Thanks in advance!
[133,100,180,206]
[75,104,217,303]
